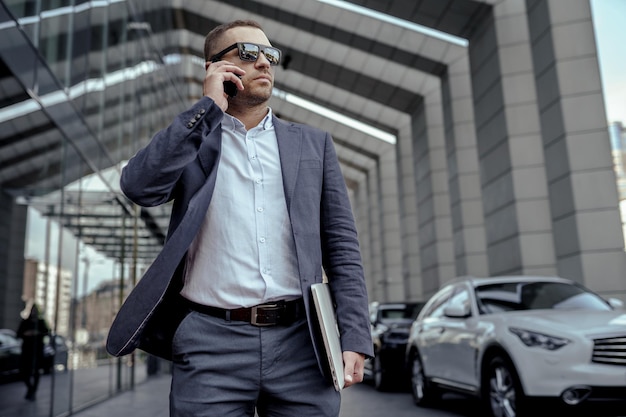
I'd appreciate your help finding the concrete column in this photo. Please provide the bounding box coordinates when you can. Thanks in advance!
[396,122,424,300]
[412,90,456,294]
[365,166,386,301]
[526,0,626,294]
[378,147,405,300]
[443,53,489,277]
[470,0,557,277]
[352,174,375,294]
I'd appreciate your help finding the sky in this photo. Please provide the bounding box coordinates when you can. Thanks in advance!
[23,1,626,296]
[591,0,626,124]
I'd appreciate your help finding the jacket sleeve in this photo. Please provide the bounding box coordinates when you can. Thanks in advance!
[120,96,224,207]
[320,132,374,359]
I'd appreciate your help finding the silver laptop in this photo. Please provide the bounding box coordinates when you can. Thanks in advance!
[310,283,345,391]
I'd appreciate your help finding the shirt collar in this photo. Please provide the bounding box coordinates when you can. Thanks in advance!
[261,108,274,130]
[223,107,274,131]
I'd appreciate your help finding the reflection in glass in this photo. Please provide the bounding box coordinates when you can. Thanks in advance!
[0,1,183,416]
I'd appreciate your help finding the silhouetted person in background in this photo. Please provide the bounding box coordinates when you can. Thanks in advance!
[17,303,50,401]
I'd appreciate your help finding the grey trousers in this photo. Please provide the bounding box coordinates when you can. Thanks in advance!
[170,310,341,417]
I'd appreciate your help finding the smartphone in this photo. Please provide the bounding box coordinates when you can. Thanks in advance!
[211,57,240,97]
[223,77,239,98]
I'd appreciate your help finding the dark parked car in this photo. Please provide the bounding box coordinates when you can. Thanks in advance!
[0,332,22,381]
[42,334,69,373]
[0,330,69,380]
[365,301,425,391]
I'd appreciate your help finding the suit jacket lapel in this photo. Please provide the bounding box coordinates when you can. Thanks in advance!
[274,117,302,212]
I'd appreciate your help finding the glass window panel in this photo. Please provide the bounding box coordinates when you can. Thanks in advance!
[39,13,71,87]
[35,58,62,96]
[3,0,38,19]
[41,0,72,12]
[1,25,39,92]
[0,2,181,415]
[69,9,92,91]
[0,58,31,109]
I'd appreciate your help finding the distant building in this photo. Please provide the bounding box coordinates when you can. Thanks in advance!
[622,200,626,248]
[609,122,626,200]
[609,122,626,246]
[74,278,133,349]
[23,258,72,336]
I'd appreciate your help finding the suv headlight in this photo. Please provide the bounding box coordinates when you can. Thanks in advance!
[509,327,570,351]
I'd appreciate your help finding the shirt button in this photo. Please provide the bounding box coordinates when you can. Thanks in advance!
[260,237,266,243]
[257,207,264,212]
[255,178,262,184]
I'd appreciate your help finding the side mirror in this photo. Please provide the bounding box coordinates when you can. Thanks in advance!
[444,303,471,318]
[608,298,624,310]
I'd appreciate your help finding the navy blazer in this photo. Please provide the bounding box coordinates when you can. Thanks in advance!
[105,97,374,374]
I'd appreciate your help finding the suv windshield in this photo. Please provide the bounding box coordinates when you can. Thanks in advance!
[476,281,612,314]
[378,304,423,321]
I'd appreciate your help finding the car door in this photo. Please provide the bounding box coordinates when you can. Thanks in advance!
[416,285,454,379]
[436,284,484,389]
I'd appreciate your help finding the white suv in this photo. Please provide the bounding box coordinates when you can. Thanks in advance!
[405,276,626,417]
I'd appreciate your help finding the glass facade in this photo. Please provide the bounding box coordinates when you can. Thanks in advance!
[0,1,186,416]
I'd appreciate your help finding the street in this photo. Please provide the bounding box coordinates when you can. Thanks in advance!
[341,383,480,417]
[344,381,626,417]
[1,364,625,417]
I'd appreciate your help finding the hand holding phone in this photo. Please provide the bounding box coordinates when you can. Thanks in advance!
[211,57,241,98]
[223,75,241,98]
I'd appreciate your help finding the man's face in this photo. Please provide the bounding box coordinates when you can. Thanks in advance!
[215,26,276,104]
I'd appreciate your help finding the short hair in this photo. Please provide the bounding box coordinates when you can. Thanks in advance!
[204,19,264,61]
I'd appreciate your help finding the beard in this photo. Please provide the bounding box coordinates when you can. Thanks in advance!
[235,85,272,106]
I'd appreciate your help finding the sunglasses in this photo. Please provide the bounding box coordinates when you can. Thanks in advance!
[210,42,282,66]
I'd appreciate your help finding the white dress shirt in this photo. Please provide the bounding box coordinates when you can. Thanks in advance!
[180,109,301,308]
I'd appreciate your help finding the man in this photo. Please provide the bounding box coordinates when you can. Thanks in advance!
[17,303,50,401]
[106,19,373,416]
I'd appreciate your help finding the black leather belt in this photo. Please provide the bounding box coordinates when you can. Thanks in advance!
[182,297,305,327]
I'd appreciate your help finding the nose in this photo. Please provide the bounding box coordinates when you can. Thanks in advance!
[255,52,272,68]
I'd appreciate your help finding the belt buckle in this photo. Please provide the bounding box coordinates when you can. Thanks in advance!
[251,303,280,327]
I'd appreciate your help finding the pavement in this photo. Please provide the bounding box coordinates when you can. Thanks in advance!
[63,374,434,417]
[4,370,625,417]
[68,375,414,417]
[53,377,626,417]
[0,363,160,417]
[73,374,170,417]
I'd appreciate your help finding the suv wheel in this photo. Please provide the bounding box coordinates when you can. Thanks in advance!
[410,354,438,406]
[484,355,525,417]
[373,354,390,391]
